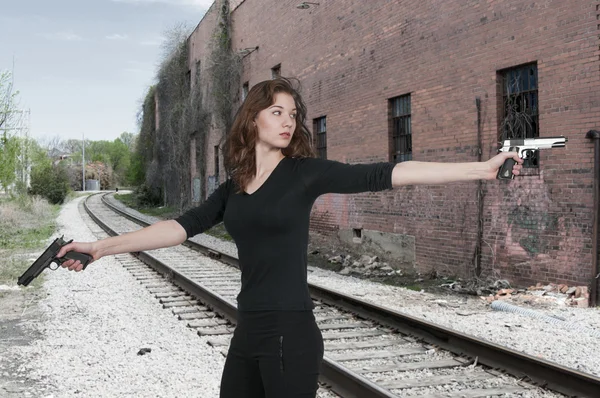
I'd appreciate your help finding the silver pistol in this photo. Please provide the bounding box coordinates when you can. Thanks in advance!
[497,136,568,180]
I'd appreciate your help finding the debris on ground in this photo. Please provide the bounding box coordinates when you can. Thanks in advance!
[479,282,590,308]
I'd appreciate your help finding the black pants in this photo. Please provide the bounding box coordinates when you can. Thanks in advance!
[220,310,324,398]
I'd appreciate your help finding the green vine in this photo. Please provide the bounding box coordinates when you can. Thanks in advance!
[183,60,210,204]
[135,2,241,209]
[136,31,194,211]
[210,0,242,137]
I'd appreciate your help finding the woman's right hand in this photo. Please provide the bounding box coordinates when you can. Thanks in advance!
[56,242,100,272]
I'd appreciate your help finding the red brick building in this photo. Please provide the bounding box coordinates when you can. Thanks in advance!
[188,0,600,291]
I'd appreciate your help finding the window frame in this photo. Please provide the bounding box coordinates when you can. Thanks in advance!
[498,63,539,168]
[389,94,412,164]
[214,145,220,181]
[313,116,327,160]
[242,82,249,101]
[271,64,281,79]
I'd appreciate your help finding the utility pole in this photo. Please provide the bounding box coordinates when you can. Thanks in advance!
[19,109,31,188]
[82,133,85,191]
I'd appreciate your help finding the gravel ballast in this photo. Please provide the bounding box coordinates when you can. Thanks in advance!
[108,193,600,378]
[6,194,600,397]
[11,197,224,397]
[306,270,600,378]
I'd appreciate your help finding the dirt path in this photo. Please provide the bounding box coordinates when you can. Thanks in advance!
[0,288,52,397]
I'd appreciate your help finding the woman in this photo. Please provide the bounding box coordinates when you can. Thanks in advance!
[58,77,523,397]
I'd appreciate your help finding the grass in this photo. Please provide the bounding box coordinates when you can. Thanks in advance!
[0,255,45,289]
[67,191,94,199]
[0,195,59,287]
[114,193,179,218]
[114,192,136,207]
[0,224,57,250]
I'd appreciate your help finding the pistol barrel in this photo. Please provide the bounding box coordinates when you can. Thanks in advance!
[16,237,63,286]
[502,136,567,149]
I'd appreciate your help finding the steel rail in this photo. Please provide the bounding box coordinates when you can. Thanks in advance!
[309,283,600,397]
[97,193,600,397]
[89,194,396,398]
[100,194,240,266]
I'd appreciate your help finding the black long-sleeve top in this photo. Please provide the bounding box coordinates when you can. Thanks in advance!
[175,157,394,311]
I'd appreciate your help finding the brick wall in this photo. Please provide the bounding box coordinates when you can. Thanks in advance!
[188,2,223,202]
[188,0,600,286]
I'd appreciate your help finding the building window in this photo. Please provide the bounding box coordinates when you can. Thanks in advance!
[214,145,220,181]
[314,116,327,159]
[193,61,201,84]
[499,63,539,167]
[271,64,281,79]
[242,82,249,101]
[389,94,412,163]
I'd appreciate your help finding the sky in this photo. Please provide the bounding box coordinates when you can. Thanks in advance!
[0,0,213,142]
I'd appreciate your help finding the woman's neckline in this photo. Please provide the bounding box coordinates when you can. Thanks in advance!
[243,156,288,196]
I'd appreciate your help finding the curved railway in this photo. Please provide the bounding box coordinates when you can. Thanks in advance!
[79,192,600,398]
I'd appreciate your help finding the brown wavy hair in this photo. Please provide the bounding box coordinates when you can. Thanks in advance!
[223,77,314,192]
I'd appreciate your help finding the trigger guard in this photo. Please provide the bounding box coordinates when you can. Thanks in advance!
[522,149,537,159]
[49,262,60,271]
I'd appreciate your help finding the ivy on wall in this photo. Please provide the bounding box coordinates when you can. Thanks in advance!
[135,0,241,209]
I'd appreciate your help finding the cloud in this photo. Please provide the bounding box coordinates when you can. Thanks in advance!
[139,39,162,47]
[40,32,84,41]
[0,15,48,25]
[111,0,214,9]
[106,34,129,40]
[123,67,154,76]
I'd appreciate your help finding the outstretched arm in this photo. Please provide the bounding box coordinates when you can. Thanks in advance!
[391,151,523,187]
[57,220,187,271]
[58,180,232,272]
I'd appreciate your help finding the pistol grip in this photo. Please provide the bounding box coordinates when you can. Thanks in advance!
[497,158,517,180]
[57,251,93,270]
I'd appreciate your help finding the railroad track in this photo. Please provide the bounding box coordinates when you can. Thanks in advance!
[79,192,600,397]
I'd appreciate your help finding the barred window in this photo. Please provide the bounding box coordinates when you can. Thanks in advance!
[271,64,281,79]
[389,94,412,163]
[214,145,220,182]
[314,116,327,159]
[193,60,200,86]
[242,82,249,101]
[499,63,539,167]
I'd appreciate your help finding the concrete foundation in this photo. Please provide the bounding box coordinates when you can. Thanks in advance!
[338,229,416,267]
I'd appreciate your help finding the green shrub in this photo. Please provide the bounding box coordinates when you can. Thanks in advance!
[29,163,71,204]
[134,184,162,207]
[127,153,146,186]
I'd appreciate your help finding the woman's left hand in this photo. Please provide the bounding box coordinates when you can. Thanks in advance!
[484,152,524,180]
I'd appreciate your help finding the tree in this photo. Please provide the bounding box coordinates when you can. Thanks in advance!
[135,86,158,192]
[106,138,130,183]
[63,138,83,155]
[0,70,19,132]
[0,70,21,192]
[38,135,68,159]
[29,161,70,204]
[28,148,70,204]
[0,134,20,193]
[152,23,195,210]
[118,132,136,151]
[13,135,38,194]
[85,140,112,164]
